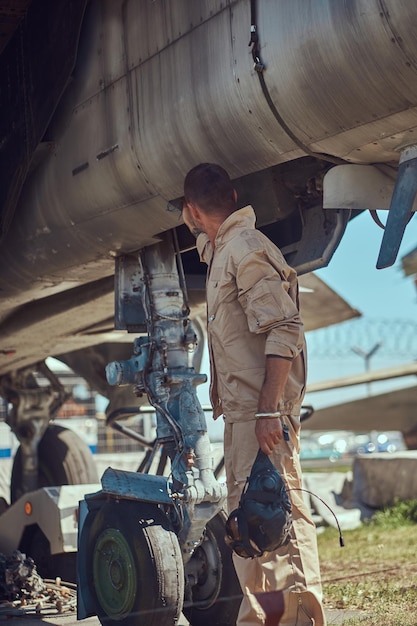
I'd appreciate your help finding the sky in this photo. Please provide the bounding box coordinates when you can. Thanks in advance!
[315,210,416,325]
[302,210,417,409]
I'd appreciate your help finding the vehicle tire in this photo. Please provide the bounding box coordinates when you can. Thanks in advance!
[183,510,242,626]
[87,499,184,626]
[10,424,99,503]
[22,526,77,583]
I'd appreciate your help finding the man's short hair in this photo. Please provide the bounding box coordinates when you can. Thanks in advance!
[184,163,236,214]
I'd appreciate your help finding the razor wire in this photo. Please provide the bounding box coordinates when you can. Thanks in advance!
[306,318,417,359]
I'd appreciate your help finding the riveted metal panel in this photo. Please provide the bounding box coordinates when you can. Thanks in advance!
[2,0,417,321]
[124,0,229,66]
[127,0,299,200]
[256,0,417,153]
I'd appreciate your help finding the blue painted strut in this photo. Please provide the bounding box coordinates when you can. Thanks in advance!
[85,231,226,562]
[377,145,417,269]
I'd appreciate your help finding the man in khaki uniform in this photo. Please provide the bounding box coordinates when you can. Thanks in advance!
[182,163,326,626]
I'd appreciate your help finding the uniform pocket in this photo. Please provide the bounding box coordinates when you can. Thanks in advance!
[239,278,298,334]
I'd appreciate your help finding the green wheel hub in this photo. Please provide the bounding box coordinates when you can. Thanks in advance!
[93,528,137,619]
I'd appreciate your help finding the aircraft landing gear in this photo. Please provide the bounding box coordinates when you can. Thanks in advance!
[183,511,242,626]
[86,500,184,626]
[0,361,98,503]
[78,232,238,625]
[11,423,98,503]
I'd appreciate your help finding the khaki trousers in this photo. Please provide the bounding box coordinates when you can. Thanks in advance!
[224,418,326,626]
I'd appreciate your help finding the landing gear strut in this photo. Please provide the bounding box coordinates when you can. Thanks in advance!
[1,363,98,503]
[1,363,68,497]
[78,232,241,625]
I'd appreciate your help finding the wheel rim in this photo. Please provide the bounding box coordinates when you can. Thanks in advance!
[93,528,137,619]
[190,530,222,607]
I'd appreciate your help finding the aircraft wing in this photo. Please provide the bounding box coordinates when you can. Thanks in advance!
[304,363,417,443]
[402,245,417,277]
[298,273,361,332]
[307,362,417,393]
[303,385,417,442]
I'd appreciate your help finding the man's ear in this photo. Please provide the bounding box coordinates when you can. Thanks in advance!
[233,189,238,203]
[188,202,204,226]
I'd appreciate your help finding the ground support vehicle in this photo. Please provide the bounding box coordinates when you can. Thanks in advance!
[0,350,101,580]
[0,364,100,581]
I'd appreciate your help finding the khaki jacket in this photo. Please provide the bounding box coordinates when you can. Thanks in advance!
[196,206,306,422]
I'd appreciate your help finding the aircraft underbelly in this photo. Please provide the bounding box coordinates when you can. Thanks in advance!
[1,0,417,302]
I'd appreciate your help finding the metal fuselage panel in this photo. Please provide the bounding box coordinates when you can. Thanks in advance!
[0,0,417,376]
[1,1,417,302]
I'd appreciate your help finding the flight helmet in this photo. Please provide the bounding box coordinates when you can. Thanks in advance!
[225,448,292,558]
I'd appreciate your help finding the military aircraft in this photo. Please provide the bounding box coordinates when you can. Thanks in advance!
[1,1,417,624]
[1,0,416,438]
[1,0,417,409]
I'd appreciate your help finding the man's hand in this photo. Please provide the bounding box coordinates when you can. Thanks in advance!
[255,355,292,454]
[255,417,283,455]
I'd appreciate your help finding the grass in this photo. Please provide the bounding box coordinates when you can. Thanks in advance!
[317,500,417,625]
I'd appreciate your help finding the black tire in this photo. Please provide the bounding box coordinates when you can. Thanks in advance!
[22,526,77,583]
[10,424,99,502]
[183,510,242,626]
[87,499,184,626]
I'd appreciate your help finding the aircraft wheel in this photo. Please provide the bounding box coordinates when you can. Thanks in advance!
[10,424,99,502]
[183,510,242,626]
[87,500,184,626]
